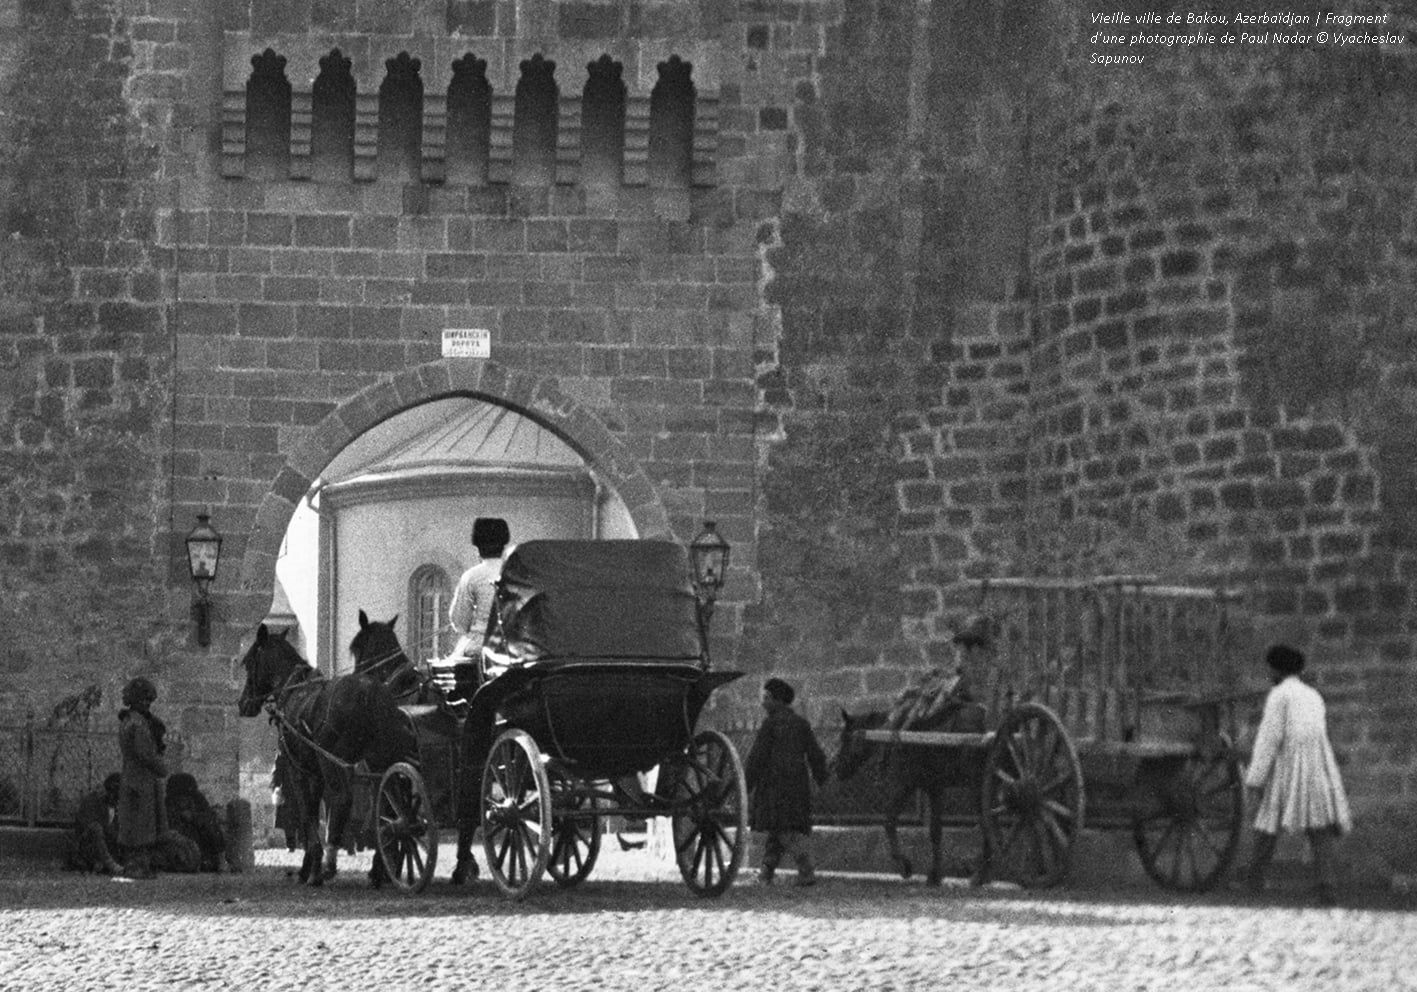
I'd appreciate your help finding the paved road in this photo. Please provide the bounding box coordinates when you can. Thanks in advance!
[1,845,1413,992]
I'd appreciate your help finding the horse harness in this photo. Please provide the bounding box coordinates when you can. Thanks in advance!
[264,666,346,779]
[265,664,422,779]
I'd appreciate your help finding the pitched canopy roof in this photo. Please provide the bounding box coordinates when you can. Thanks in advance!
[319,398,587,487]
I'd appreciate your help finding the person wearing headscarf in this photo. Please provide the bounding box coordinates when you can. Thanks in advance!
[166,772,230,872]
[745,678,829,887]
[1240,644,1352,905]
[116,677,168,879]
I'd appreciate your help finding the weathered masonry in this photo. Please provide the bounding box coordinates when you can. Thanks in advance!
[1,0,1416,881]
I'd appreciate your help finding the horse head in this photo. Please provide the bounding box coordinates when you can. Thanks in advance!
[349,610,427,703]
[350,609,406,674]
[831,709,885,782]
[238,624,308,717]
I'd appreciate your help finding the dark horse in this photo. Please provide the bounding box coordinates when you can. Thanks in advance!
[347,611,480,885]
[348,610,427,705]
[832,704,990,886]
[238,623,419,886]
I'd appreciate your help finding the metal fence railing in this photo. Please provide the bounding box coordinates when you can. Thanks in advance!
[0,714,119,827]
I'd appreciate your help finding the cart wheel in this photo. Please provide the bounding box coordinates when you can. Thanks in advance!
[547,764,601,888]
[669,729,748,897]
[375,762,439,893]
[981,701,1085,889]
[481,728,552,899]
[1133,740,1244,892]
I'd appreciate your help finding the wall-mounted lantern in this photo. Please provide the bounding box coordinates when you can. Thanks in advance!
[185,513,222,647]
[688,520,731,659]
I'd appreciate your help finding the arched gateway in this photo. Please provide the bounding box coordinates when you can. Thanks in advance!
[230,358,674,637]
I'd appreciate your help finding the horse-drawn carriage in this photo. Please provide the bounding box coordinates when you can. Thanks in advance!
[241,539,749,900]
[838,575,1260,892]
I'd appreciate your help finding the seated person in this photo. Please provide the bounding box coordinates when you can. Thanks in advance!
[166,772,230,872]
[887,667,973,731]
[66,772,123,874]
[887,613,994,731]
[447,518,512,662]
[150,829,202,874]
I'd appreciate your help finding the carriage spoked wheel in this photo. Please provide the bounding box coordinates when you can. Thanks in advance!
[1132,737,1245,892]
[546,763,601,888]
[668,729,748,897]
[481,728,552,899]
[374,762,439,893]
[981,702,1085,889]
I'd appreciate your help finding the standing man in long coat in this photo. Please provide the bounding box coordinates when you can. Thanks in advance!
[116,676,169,879]
[745,678,829,887]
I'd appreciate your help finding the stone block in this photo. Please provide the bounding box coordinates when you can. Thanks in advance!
[558,1,618,37]
[293,215,350,248]
[446,0,496,34]
[228,301,293,337]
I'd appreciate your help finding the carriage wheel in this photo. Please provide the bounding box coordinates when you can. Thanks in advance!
[669,729,748,898]
[547,765,601,888]
[480,729,552,900]
[1133,740,1244,892]
[375,762,439,893]
[981,702,1085,889]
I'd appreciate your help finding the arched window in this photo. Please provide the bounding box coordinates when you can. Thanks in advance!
[378,52,423,182]
[407,564,452,664]
[246,49,291,180]
[447,54,491,185]
[512,53,558,186]
[581,55,625,189]
[311,49,355,182]
[649,55,694,189]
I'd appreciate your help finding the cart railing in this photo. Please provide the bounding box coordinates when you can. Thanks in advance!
[949,576,1259,746]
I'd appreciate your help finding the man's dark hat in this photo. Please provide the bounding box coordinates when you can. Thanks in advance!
[471,517,510,550]
[121,677,157,705]
[1265,643,1305,676]
[763,677,794,705]
[952,613,995,648]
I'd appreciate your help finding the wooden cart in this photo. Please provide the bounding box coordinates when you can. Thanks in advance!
[863,576,1260,891]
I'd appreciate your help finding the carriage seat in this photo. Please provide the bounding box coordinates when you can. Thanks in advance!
[399,701,463,743]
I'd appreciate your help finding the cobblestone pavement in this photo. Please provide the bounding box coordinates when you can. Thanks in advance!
[1,845,1414,992]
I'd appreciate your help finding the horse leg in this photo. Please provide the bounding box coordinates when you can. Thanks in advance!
[320,766,351,884]
[450,733,483,885]
[451,816,479,884]
[293,776,324,886]
[882,782,914,881]
[369,849,388,889]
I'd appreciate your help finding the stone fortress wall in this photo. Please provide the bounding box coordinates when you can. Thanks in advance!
[0,0,1415,877]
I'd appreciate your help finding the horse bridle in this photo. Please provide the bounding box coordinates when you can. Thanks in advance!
[354,644,408,678]
[254,654,318,718]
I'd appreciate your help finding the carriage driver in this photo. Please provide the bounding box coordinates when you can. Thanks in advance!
[448,517,512,661]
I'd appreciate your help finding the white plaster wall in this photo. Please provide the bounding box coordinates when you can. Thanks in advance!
[329,491,598,672]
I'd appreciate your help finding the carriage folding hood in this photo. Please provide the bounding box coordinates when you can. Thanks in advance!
[476,539,739,778]
[489,539,704,664]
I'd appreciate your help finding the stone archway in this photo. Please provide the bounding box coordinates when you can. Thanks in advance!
[231,358,672,632]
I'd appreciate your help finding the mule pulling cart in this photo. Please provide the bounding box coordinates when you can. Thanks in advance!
[857,575,1260,892]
